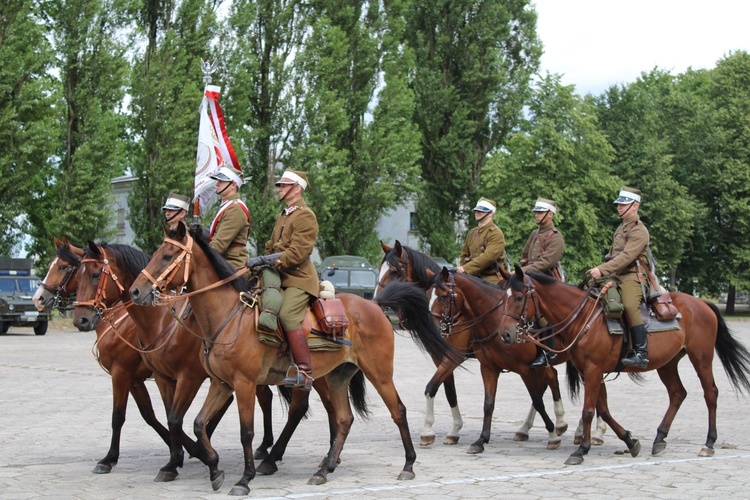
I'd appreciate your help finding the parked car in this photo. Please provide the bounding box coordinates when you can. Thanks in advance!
[317,255,378,300]
[0,258,53,335]
[431,257,456,271]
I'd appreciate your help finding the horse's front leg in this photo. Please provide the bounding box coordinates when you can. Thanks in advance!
[467,363,500,454]
[228,381,258,496]
[421,361,463,446]
[592,382,642,458]
[565,371,601,465]
[253,385,275,460]
[193,379,234,492]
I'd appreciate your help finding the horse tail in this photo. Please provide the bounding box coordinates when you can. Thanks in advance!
[374,282,464,367]
[706,300,750,394]
[348,370,371,420]
[566,360,581,402]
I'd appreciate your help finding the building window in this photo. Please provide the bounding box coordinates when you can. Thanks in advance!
[117,208,126,233]
[409,212,417,232]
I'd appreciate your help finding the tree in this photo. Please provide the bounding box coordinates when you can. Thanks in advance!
[290,0,422,262]
[25,0,130,264]
[594,69,697,285]
[129,0,219,252]
[482,74,619,278]
[0,0,56,255]
[405,0,542,259]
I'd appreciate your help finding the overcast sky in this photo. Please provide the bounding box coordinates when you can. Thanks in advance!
[534,0,750,95]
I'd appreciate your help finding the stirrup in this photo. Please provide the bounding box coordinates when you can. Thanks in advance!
[281,365,313,391]
[621,352,648,368]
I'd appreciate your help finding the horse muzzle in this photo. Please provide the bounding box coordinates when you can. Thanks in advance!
[73,312,99,332]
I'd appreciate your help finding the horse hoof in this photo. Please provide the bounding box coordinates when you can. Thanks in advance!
[92,463,113,474]
[591,436,604,446]
[228,484,249,496]
[154,470,177,482]
[555,424,569,436]
[256,461,278,475]
[443,435,460,445]
[547,439,562,450]
[699,446,715,457]
[629,440,641,458]
[308,474,327,485]
[253,449,269,460]
[573,436,582,445]
[466,444,484,454]
[420,434,436,446]
[652,441,667,455]
[564,455,584,466]
[513,432,529,442]
[397,470,416,481]
[210,470,225,491]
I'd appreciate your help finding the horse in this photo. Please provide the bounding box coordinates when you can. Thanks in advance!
[33,237,171,473]
[377,241,610,448]
[128,223,462,495]
[72,240,363,480]
[497,266,750,465]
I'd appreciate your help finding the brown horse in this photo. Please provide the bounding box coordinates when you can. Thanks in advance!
[425,266,581,452]
[129,223,461,496]
[72,240,359,480]
[498,267,750,465]
[33,237,171,473]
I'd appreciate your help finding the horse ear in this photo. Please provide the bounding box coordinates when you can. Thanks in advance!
[54,236,63,249]
[380,241,392,254]
[498,265,510,281]
[87,240,100,257]
[176,221,187,239]
[162,222,171,236]
[394,240,403,257]
[441,266,450,282]
[514,263,524,280]
[425,268,435,279]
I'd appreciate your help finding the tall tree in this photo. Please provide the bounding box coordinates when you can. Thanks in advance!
[0,0,56,255]
[594,70,697,284]
[482,74,619,278]
[26,0,130,263]
[129,0,218,251]
[405,0,542,259]
[291,0,422,262]
[219,0,309,252]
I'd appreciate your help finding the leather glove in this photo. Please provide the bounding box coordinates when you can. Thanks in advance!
[246,252,283,269]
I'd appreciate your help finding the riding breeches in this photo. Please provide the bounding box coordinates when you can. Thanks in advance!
[279,286,312,331]
[619,279,644,327]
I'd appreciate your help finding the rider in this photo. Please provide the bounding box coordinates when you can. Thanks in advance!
[161,193,190,230]
[207,166,251,271]
[520,197,565,367]
[246,169,318,391]
[587,186,650,369]
[457,197,506,285]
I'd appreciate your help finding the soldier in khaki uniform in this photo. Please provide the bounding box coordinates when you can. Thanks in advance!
[247,169,318,391]
[457,197,506,284]
[520,198,565,367]
[588,186,650,368]
[208,166,251,270]
[162,193,190,230]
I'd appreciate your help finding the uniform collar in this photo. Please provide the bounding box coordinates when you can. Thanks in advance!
[621,214,640,225]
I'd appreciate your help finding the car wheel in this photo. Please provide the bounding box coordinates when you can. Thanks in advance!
[34,321,48,336]
[1,321,9,334]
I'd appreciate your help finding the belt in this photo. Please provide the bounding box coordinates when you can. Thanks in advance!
[230,242,246,248]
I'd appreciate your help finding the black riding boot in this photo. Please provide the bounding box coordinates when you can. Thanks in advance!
[281,329,313,391]
[530,333,557,367]
[621,324,648,368]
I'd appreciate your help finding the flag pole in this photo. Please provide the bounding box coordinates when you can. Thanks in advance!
[195,59,218,225]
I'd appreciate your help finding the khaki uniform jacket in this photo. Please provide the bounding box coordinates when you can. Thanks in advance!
[460,223,505,284]
[521,222,564,275]
[598,214,649,283]
[209,193,251,270]
[265,199,319,297]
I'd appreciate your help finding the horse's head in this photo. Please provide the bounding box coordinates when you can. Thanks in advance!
[130,222,193,306]
[498,265,543,345]
[74,242,120,331]
[375,240,413,297]
[34,237,82,312]
[427,267,467,337]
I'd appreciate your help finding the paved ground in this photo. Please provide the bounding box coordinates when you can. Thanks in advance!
[2,318,750,499]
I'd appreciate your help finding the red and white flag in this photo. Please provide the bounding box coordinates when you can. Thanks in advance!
[194,85,241,215]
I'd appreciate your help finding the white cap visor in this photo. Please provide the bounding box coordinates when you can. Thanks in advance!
[210,166,244,187]
[614,190,640,204]
[275,171,308,190]
[162,197,190,212]
[532,201,557,213]
[472,200,496,213]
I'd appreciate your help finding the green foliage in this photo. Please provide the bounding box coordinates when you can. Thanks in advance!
[405,0,542,258]
[0,0,57,255]
[129,0,217,252]
[483,74,618,279]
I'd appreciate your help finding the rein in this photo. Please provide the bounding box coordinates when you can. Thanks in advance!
[38,262,78,310]
[74,248,133,319]
[431,273,505,338]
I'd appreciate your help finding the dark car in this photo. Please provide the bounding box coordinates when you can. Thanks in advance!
[431,257,456,271]
[317,255,378,300]
[1,259,53,335]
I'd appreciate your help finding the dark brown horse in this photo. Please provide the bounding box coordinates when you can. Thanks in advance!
[498,267,750,465]
[129,223,461,495]
[73,240,360,480]
[33,238,171,473]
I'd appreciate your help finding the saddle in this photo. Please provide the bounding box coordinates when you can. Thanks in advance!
[604,302,680,335]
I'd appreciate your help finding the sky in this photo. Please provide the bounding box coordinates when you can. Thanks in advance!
[534,0,750,95]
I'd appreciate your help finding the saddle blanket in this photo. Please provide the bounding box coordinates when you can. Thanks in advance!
[606,304,681,335]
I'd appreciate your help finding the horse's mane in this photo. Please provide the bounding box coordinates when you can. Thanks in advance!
[509,271,563,292]
[432,268,506,295]
[85,242,151,285]
[383,245,441,288]
[180,228,252,293]
[58,243,82,267]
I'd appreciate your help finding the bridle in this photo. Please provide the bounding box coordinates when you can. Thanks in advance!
[38,260,78,311]
[138,235,194,305]
[430,273,506,338]
[74,246,127,319]
[377,254,411,289]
